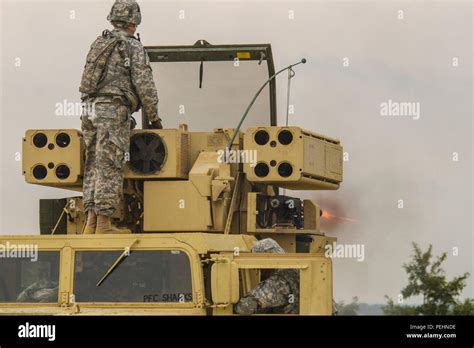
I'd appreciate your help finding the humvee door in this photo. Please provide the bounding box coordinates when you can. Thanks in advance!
[210,253,333,315]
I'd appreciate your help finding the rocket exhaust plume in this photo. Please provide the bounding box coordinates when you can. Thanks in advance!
[321,209,359,223]
[313,195,359,232]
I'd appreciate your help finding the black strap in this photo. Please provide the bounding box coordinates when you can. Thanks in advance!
[96,74,126,91]
[199,59,204,88]
[97,32,131,91]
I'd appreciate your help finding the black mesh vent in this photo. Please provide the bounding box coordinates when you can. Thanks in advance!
[129,133,166,174]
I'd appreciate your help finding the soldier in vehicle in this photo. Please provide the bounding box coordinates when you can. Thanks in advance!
[16,258,59,303]
[16,279,59,303]
[234,238,300,315]
[80,0,162,234]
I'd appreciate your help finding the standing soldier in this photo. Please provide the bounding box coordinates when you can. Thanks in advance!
[80,0,162,234]
[234,239,300,314]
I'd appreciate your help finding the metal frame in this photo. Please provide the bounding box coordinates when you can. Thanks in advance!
[145,40,277,127]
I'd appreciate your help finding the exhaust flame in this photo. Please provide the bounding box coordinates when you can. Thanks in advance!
[321,210,359,223]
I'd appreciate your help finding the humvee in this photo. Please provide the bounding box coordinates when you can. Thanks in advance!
[0,41,343,315]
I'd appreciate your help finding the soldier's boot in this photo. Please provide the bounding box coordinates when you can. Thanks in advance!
[96,215,131,234]
[83,211,97,235]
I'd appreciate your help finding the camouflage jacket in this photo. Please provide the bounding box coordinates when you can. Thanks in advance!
[234,269,300,315]
[82,29,159,122]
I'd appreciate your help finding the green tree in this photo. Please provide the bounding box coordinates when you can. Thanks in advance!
[451,299,474,315]
[383,243,474,315]
[336,296,360,315]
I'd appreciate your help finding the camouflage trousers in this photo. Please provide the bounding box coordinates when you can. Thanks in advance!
[81,100,130,217]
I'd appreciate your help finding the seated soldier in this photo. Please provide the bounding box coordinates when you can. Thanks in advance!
[234,238,299,315]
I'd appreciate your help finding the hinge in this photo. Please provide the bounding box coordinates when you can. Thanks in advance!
[60,291,81,313]
[202,256,232,264]
[217,256,233,263]
[208,303,230,308]
[60,291,70,306]
[195,291,205,309]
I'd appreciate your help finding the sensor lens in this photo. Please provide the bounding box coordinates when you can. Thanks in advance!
[278,162,293,177]
[278,130,293,145]
[254,163,270,178]
[55,165,70,180]
[56,133,71,148]
[33,165,47,180]
[254,130,270,145]
[33,133,48,148]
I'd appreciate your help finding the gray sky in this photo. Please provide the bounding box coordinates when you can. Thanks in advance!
[0,0,472,304]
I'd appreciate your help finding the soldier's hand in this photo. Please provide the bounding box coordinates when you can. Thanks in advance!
[234,296,259,315]
[149,118,163,129]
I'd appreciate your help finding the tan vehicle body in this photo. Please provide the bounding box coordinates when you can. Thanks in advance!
[0,233,333,315]
[3,42,343,316]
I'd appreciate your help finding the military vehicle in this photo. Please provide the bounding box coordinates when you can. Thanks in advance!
[0,41,343,315]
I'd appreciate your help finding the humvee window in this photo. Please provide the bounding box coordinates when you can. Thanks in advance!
[73,250,192,303]
[0,251,60,303]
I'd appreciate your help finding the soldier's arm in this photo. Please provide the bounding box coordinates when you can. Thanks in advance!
[250,275,292,311]
[129,39,159,122]
[234,275,293,314]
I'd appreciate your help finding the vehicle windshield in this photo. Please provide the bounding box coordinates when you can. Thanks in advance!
[0,251,60,303]
[149,60,271,131]
[73,250,193,303]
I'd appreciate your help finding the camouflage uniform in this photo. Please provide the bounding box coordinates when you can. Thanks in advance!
[234,239,300,315]
[81,25,159,216]
[250,238,285,254]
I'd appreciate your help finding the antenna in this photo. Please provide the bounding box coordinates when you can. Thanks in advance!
[286,66,296,126]
[225,58,307,155]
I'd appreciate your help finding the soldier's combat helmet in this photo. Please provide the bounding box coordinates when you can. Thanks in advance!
[251,238,285,254]
[107,0,142,26]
